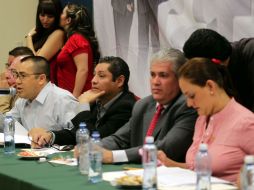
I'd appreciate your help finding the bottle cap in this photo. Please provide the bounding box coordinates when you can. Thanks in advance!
[145,136,154,144]
[79,122,86,129]
[244,155,254,164]
[91,131,100,138]
[199,143,208,151]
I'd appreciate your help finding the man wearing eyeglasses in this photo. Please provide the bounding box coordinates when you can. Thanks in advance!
[7,56,79,133]
[0,46,34,113]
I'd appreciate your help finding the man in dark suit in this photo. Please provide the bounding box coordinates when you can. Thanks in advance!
[29,56,136,147]
[102,48,198,163]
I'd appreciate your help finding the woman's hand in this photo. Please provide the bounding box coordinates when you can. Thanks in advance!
[157,150,171,166]
[27,27,37,37]
[157,150,188,169]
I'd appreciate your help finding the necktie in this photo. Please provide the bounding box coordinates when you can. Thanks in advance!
[146,104,164,136]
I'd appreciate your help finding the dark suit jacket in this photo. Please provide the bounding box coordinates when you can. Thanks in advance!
[53,91,136,145]
[101,94,198,163]
[230,38,254,112]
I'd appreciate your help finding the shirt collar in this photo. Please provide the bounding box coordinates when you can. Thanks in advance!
[33,82,51,105]
[156,102,168,109]
[97,91,123,110]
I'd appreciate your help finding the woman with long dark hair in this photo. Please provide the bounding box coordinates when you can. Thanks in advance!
[26,0,64,83]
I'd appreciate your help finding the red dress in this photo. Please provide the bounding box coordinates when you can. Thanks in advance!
[56,33,93,93]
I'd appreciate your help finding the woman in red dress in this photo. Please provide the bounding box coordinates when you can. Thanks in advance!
[57,3,100,98]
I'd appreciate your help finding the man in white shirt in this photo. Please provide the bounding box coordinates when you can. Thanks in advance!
[8,56,78,132]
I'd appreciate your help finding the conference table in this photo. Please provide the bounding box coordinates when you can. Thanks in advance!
[0,148,132,190]
[0,148,238,190]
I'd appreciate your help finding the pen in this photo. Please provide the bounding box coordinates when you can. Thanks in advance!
[123,167,142,170]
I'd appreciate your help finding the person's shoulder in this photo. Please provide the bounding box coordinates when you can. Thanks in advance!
[132,95,154,110]
[49,29,65,38]
[231,100,254,118]
[49,83,77,100]
[68,33,89,47]
[169,94,196,115]
[119,91,137,102]
[232,38,254,50]
[69,33,86,41]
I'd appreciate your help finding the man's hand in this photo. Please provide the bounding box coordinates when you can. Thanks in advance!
[28,128,52,148]
[102,148,113,164]
[78,89,105,104]
[74,145,113,164]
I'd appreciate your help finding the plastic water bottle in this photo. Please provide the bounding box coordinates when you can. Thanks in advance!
[142,136,157,190]
[195,143,211,190]
[4,112,15,154]
[88,131,102,183]
[76,122,90,175]
[241,155,254,190]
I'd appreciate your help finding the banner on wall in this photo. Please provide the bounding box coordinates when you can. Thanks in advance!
[94,0,254,98]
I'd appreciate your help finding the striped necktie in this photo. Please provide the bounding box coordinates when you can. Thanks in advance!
[146,104,164,136]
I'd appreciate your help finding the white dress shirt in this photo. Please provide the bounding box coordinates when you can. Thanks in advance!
[9,82,79,131]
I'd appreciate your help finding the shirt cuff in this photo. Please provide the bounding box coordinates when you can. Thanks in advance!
[112,150,128,163]
[48,131,55,145]
[78,103,90,112]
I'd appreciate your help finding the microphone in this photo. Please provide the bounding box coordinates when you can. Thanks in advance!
[0,88,16,96]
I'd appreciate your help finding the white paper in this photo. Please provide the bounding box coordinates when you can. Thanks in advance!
[15,121,28,136]
[0,133,30,144]
[49,157,77,166]
[0,121,30,144]
[103,166,237,190]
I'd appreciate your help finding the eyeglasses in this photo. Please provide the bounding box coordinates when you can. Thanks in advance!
[12,71,43,80]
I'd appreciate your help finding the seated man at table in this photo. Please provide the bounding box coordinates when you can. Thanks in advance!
[101,48,198,163]
[7,55,79,132]
[0,46,34,113]
[28,56,137,147]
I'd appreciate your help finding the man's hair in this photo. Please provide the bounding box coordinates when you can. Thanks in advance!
[183,28,232,61]
[150,48,187,75]
[20,56,50,81]
[9,46,34,57]
[98,56,130,91]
